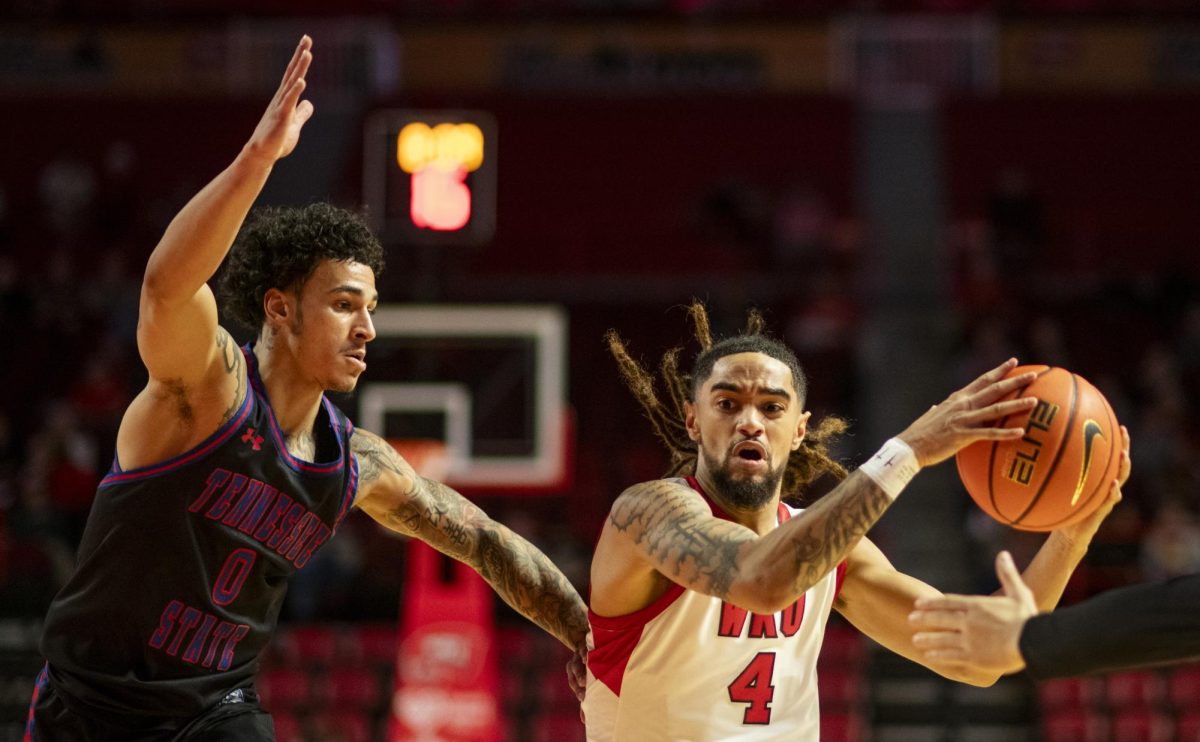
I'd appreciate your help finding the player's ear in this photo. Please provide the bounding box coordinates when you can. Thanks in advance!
[263,288,292,327]
[792,411,810,451]
[684,401,701,443]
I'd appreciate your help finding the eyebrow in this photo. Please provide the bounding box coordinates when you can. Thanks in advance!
[329,285,380,304]
[710,381,792,400]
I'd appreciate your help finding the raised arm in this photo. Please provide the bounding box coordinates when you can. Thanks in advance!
[136,36,313,388]
[117,38,316,471]
[350,429,589,651]
[592,359,1040,617]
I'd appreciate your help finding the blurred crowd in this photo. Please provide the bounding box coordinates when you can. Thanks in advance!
[950,169,1200,597]
[3,0,1195,21]
[2,125,1199,630]
[0,143,149,616]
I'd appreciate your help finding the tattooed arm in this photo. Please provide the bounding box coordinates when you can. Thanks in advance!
[351,428,589,651]
[590,470,895,617]
[590,358,1041,619]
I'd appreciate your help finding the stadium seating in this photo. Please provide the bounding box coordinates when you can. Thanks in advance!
[259,667,313,710]
[1177,712,1200,742]
[271,711,303,742]
[325,667,385,710]
[1169,666,1200,713]
[1111,708,1173,742]
[1040,708,1108,742]
[280,624,340,667]
[819,623,867,669]
[818,668,865,709]
[310,710,374,742]
[531,710,586,742]
[1039,677,1101,711]
[343,624,397,668]
[821,711,869,742]
[1105,671,1165,711]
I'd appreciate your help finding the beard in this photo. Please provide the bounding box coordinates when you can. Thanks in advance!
[701,447,786,510]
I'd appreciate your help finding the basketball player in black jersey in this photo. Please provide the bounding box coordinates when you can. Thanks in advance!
[28,36,588,740]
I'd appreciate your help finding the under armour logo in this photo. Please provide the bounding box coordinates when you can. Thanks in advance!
[241,428,263,451]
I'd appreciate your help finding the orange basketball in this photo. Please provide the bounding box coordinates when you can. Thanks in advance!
[955,365,1121,532]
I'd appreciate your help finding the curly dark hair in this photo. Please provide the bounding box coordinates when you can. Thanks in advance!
[606,301,849,504]
[217,203,385,331]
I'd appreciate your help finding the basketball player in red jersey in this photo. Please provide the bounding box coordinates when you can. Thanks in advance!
[585,306,1129,741]
[28,37,586,740]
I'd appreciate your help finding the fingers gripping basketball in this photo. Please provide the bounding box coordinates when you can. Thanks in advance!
[955,366,1121,532]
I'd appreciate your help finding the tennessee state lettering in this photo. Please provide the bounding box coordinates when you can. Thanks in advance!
[716,597,807,639]
[189,468,332,569]
[148,599,250,671]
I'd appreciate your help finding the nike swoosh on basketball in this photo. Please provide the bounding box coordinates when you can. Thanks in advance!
[1070,420,1105,506]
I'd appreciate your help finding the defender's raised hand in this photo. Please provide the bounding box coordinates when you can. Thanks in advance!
[897,359,1038,467]
[243,35,315,166]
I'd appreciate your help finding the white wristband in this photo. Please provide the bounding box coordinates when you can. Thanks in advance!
[859,438,920,501]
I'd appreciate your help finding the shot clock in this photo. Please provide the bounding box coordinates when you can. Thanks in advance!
[363,110,497,246]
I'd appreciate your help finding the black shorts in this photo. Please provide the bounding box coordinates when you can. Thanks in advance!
[26,666,276,742]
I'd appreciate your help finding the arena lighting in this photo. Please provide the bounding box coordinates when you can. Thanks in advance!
[364,111,497,246]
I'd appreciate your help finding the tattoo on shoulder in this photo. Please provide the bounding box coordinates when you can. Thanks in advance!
[217,328,246,424]
[609,480,746,600]
[216,328,240,374]
[352,429,414,488]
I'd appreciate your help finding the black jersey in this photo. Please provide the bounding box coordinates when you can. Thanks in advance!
[1020,573,1200,679]
[40,346,358,719]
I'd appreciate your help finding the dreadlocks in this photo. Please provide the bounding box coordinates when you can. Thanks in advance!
[606,301,849,505]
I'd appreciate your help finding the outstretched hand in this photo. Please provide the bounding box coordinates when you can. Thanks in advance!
[897,358,1038,467]
[242,35,315,167]
[908,551,1037,677]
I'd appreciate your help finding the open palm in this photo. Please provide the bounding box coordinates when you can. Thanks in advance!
[244,36,315,166]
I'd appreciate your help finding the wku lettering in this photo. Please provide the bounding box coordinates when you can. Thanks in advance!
[189,468,332,569]
[717,597,807,639]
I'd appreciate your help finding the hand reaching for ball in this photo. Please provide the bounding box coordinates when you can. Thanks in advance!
[955,366,1123,532]
[895,358,1038,468]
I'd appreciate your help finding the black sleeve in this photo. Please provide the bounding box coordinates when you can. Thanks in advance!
[1020,574,1200,680]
